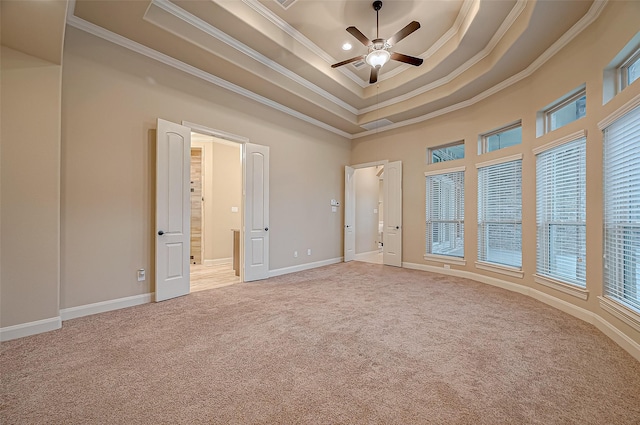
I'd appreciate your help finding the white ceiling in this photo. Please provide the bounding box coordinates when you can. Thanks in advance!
[66,0,603,138]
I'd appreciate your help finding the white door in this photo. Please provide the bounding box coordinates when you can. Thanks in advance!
[244,143,270,281]
[383,161,402,267]
[344,166,356,262]
[155,119,191,301]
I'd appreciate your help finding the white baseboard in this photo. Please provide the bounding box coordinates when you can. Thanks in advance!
[402,262,640,362]
[269,257,343,278]
[0,316,62,342]
[60,293,153,321]
[203,258,232,266]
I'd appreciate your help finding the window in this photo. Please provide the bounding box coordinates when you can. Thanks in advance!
[479,122,522,154]
[621,49,640,89]
[426,169,464,258]
[477,157,522,269]
[535,136,586,288]
[603,105,640,313]
[540,87,586,134]
[428,141,464,163]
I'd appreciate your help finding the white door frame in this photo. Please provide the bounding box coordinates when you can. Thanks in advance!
[182,121,267,282]
[344,160,388,262]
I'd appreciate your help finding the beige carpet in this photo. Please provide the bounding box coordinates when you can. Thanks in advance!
[2,262,639,424]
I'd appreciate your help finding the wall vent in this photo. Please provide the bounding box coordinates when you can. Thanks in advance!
[360,119,394,131]
[274,0,298,10]
[352,60,366,69]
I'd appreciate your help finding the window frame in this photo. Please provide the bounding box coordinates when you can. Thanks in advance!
[427,140,465,164]
[424,166,466,262]
[598,97,640,329]
[620,48,640,90]
[476,154,524,277]
[479,121,522,154]
[533,130,588,299]
[543,88,587,134]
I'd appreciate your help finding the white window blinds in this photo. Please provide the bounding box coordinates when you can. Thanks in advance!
[536,138,586,287]
[603,105,640,313]
[426,170,465,257]
[478,159,522,268]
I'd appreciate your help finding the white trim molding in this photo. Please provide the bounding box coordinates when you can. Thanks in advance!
[60,293,153,321]
[598,296,640,333]
[403,262,640,362]
[0,316,62,342]
[476,153,523,169]
[183,121,249,144]
[424,165,466,176]
[475,261,524,278]
[269,257,343,278]
[423,253,467,266]
[534,273,589,300]
[598,92,640,130]
[532,129,587,155]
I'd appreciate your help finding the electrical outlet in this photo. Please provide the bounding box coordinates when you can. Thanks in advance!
[294,251,298,258]
[307,249,312,256]
[137,269,146,281]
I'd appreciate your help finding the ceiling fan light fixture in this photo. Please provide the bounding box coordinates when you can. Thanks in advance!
[366,49,390,68]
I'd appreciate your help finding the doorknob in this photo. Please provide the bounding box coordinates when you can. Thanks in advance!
[395,226,400,230]
[158,230,165,236]
[265,227,269,231]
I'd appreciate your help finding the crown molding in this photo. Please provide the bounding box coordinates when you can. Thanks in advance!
[149,0,359,117]
[353,0,609,138]
[358,0,527,115]
[66,0,608,140]
[241,0,367,88]
[370,0,478,83]
[65,13,352,139]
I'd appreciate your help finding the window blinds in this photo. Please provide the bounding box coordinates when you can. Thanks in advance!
[536,138,586,287]
[478,159,522,268]
[426,171,464,257]
[603,105,640,313]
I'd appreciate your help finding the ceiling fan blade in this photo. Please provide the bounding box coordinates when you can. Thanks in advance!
[369,66,379,84]
[331,55,367,68]
[390,52,424,66]
[346,26,372,47]
[387,21,420,46]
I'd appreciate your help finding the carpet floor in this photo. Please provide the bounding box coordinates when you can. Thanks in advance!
[1,262,639,424]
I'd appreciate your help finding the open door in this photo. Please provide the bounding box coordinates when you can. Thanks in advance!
[383,161,402,267]
[344,166,356,262]
[155,119,191,301]
[243,143,270,281]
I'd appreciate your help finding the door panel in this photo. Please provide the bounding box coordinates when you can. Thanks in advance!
[156,119,191,301]
[244,143,269,281]
[383,161,402,267]
[344,166,355,262]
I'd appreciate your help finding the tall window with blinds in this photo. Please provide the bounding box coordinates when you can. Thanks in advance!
[536,137,586,287]
[603,105,640,313]
[426,170,464,257]
[477,159,522,268]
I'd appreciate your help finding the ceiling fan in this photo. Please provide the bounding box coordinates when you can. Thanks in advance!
[331,0,424,84]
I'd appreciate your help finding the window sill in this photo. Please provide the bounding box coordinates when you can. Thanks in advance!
[534,274,588,300]
[598,296,640,333]
[475,261,523,278]
[423,254,466,266]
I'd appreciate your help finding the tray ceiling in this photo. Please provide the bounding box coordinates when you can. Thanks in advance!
[66,0,603,138]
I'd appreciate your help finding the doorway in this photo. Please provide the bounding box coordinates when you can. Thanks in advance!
[189,133,242,292]
[345,160,402,267]
[353,165,384,264]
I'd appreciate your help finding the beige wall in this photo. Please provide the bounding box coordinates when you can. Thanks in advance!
[351,1,640,345]
[1,47,62,327]
[192,140,242,262]
[59,27,350,309]
[355,167,380,254]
